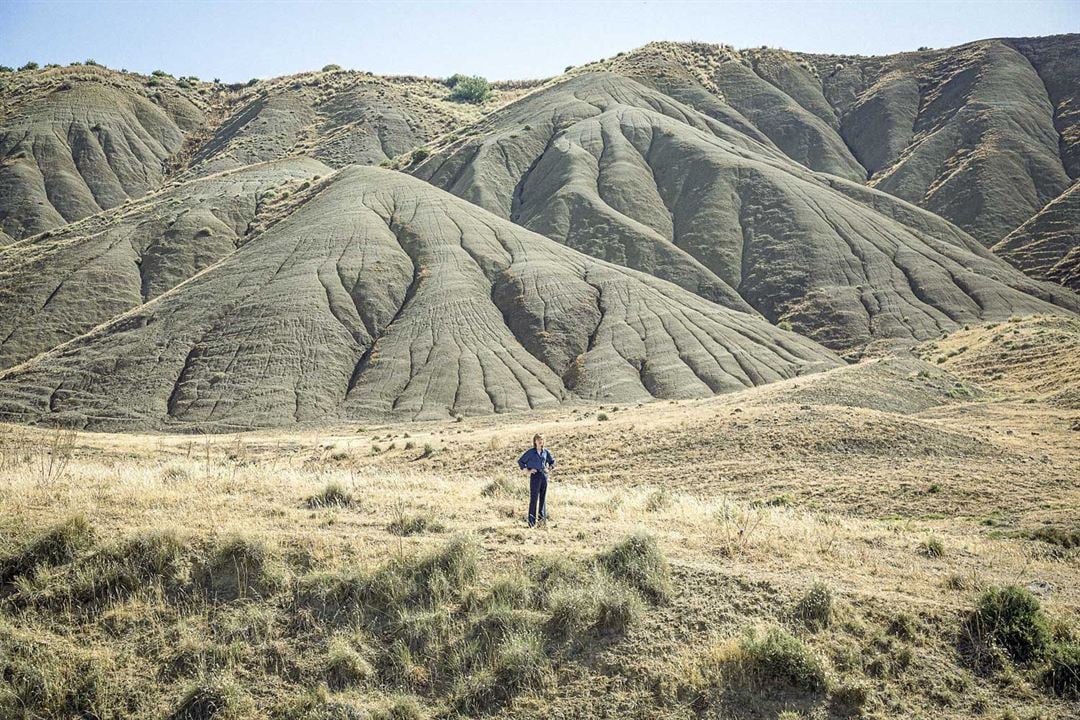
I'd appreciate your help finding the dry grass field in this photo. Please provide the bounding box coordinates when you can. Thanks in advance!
[0,316,1077,719]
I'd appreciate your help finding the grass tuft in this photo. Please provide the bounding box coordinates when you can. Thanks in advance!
[1042,642,1079,699]
[793,581,833,631]
[597,533,671,603]
[200,534,284,602]
[306,481,357,509]
[0,514,95,584]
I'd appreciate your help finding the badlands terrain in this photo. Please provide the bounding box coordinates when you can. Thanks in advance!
[0,33,1077,719]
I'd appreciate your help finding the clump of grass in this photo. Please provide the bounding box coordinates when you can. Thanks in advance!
[480,572,536,610]
[660,626,828,704]
[1026,525,1080,549]
[325,635,374,690]
[919,536,945,558]
[829,678,870,713]
[46,528,192,607]
[597,533,671,603]
[387,502,444,536]
[452,628,547,713]
[794,582,833,631]
[306,481,357,509]
[887,612,918,642]
[370,694,425,720]
[644,487,671,512]
[1042,642,1079,699]
[0,621,116,718]
[546,570,644,638]
[966,585,1050,664]
[737,626,828,691]
[0,514,95,584]
[596,412,609,421]
[169,676,251,720]
[481,475,520,498]
[200,534,284,602]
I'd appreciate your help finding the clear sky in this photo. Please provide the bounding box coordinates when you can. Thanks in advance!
[2,1,1077,82]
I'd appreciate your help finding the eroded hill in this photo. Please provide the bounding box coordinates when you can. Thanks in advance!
[0,167,839,430]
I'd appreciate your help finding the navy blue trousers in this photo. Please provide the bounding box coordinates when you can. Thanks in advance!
[528,472,548,526]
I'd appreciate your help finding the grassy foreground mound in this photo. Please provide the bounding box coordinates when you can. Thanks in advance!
[0,517,668,719]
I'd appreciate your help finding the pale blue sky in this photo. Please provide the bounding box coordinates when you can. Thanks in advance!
[2,1,1077,82]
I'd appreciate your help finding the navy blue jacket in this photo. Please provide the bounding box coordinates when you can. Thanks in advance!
[518,447,555,476]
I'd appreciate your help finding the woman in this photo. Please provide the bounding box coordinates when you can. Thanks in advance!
[517,433,555,527]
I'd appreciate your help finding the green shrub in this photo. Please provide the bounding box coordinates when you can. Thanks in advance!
[151,69,170,77]
[1042,642,1079,699]
[794,582,833,630]
[448,75,491,104]
[0,65,13,73]
[968,585,1051,663]
[596,412,609,421]
[322,64,342,72]
[597,533,671,603]
[306,481,357,509]
[738,626,827,691]
[19,61,38,71]
[410,147,429,165]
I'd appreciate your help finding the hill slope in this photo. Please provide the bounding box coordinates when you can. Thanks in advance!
[0,157,328,370]
[0,167,839,430]
[0,68,206,239]
[415,72,1079,351]
[601,36,1079,248]
[993,182,1080,290]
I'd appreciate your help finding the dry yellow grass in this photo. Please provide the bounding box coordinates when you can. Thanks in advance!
[0,318,1077,718]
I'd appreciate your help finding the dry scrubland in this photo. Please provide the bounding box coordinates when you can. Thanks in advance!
[0,316,1077,719]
